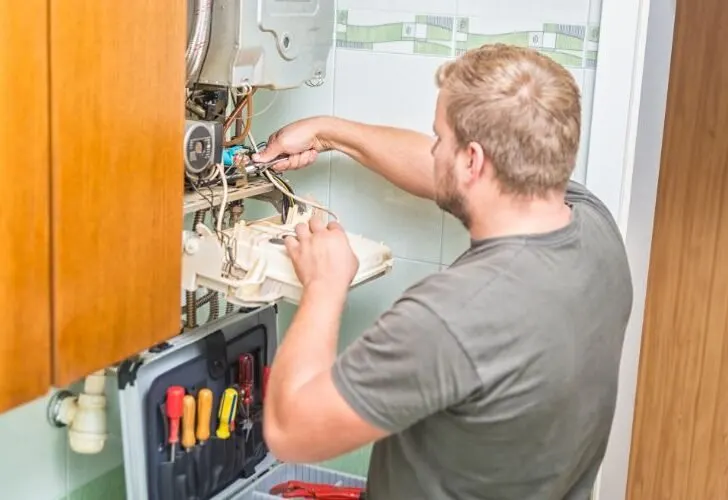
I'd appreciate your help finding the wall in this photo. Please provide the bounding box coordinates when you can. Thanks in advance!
[252,0,605,477]
[596,0,675,498]
[0,0,607,498]
[0,383,126,500]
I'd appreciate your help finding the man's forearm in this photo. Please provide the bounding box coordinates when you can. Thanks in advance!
[318,117,436,200]
[265,284,347,431]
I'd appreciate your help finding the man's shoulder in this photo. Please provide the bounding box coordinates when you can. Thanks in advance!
[566,181,619,228]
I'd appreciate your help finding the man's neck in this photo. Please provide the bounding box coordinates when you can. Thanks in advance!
[468,195,572,241]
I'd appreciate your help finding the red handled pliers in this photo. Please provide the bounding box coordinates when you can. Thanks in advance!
[269,480,366,499]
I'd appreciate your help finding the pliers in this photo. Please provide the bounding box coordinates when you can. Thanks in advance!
[269,480,367,499]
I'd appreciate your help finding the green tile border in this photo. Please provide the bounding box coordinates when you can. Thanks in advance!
[336,12,454,57]
[335,9,600,69]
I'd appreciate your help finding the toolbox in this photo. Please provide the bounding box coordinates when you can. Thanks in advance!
[115,305,366,499]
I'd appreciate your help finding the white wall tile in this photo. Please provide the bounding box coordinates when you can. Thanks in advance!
[339,0,456,16]
[333,50,448,132]
[588,0,604,24]
[457,0,589,28]
[330,154,443,263]
[330,50,446,262]
[0,394,68,500]
[346,10,417,25]
[575,69,597,184]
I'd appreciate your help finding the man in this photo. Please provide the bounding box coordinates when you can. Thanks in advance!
[259,44,633,499]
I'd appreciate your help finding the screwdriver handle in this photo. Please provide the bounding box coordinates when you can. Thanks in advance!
[166,386,185,446]
[216,387,239,440]
[196,388,213,443]
[181,395,196,450]
[239,354,255,406]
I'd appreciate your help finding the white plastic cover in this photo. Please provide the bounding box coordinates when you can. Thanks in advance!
[182,220,393,307]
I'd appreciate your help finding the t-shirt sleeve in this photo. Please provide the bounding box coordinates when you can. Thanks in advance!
[331,296,481,434]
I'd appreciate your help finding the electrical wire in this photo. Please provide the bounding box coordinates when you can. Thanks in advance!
[263,169,339,221]
[216,162,228,234]
[246,131,339,221]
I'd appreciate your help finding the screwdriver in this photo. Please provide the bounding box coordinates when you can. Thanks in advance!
[165,386,185,462]
[239,354,255,421]
[181,395,196,451]
[196,388,213,444]
[216,387,239,440]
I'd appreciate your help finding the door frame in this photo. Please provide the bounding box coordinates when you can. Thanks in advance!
[584,0,677,498]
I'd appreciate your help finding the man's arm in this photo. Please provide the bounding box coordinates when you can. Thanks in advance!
[318,118,437,200]
[264,217,388,462]
[263,284,390,463]
[253,116,437,200]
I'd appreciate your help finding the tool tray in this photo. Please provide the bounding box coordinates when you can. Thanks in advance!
[115,306,365,499]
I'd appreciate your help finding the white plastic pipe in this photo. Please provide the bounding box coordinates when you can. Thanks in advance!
[55,370,108,454]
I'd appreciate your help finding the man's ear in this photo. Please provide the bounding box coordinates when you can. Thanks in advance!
[466,141,487,182]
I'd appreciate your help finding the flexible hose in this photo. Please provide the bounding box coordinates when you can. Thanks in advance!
[185,0,213,84]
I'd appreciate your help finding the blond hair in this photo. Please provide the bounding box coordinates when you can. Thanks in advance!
[435,44,581,197]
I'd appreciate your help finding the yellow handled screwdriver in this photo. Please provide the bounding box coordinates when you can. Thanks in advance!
[216,387,239,439]
[181,395,196,451]
[196,388,213,444]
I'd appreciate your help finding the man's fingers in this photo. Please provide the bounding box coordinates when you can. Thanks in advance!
[294,222,311,240]
[300,150,316,166]
[270,159,293,171]
[309,216,326,233]
[283,235,300,255]
[252,137,281,163]
[327,220,345,233]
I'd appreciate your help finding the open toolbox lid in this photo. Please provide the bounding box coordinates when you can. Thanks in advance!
[113,307,366,500]
[181,216,394,308]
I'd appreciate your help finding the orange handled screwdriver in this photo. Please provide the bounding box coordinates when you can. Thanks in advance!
[196,388,213,444]
[165,386,185,462]
[181,395,196,451]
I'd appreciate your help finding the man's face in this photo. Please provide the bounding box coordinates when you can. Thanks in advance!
[431,93,472,228]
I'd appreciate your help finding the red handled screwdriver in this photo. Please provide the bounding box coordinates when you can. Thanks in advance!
[239,354,255,420]
[239,354,255,440]
[166,386,185,462]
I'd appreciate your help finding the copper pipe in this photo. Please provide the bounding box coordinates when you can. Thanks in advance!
[223,90,256,147]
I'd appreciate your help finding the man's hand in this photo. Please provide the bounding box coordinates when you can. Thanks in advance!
[284,217,359,295]
[253,117,332,171]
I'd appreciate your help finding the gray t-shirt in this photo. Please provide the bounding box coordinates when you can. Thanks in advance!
[331,181,633,500]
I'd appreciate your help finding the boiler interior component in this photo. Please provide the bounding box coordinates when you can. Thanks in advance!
[197,0,335,90]
[184,120,223,177]
[185,0,214,84]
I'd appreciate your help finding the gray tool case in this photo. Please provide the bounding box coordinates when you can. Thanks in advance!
[115,305,366,499]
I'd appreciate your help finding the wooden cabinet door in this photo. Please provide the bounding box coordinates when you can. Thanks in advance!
[0,1,52,413]
[49,1,186,385]
[626,0,728,497]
